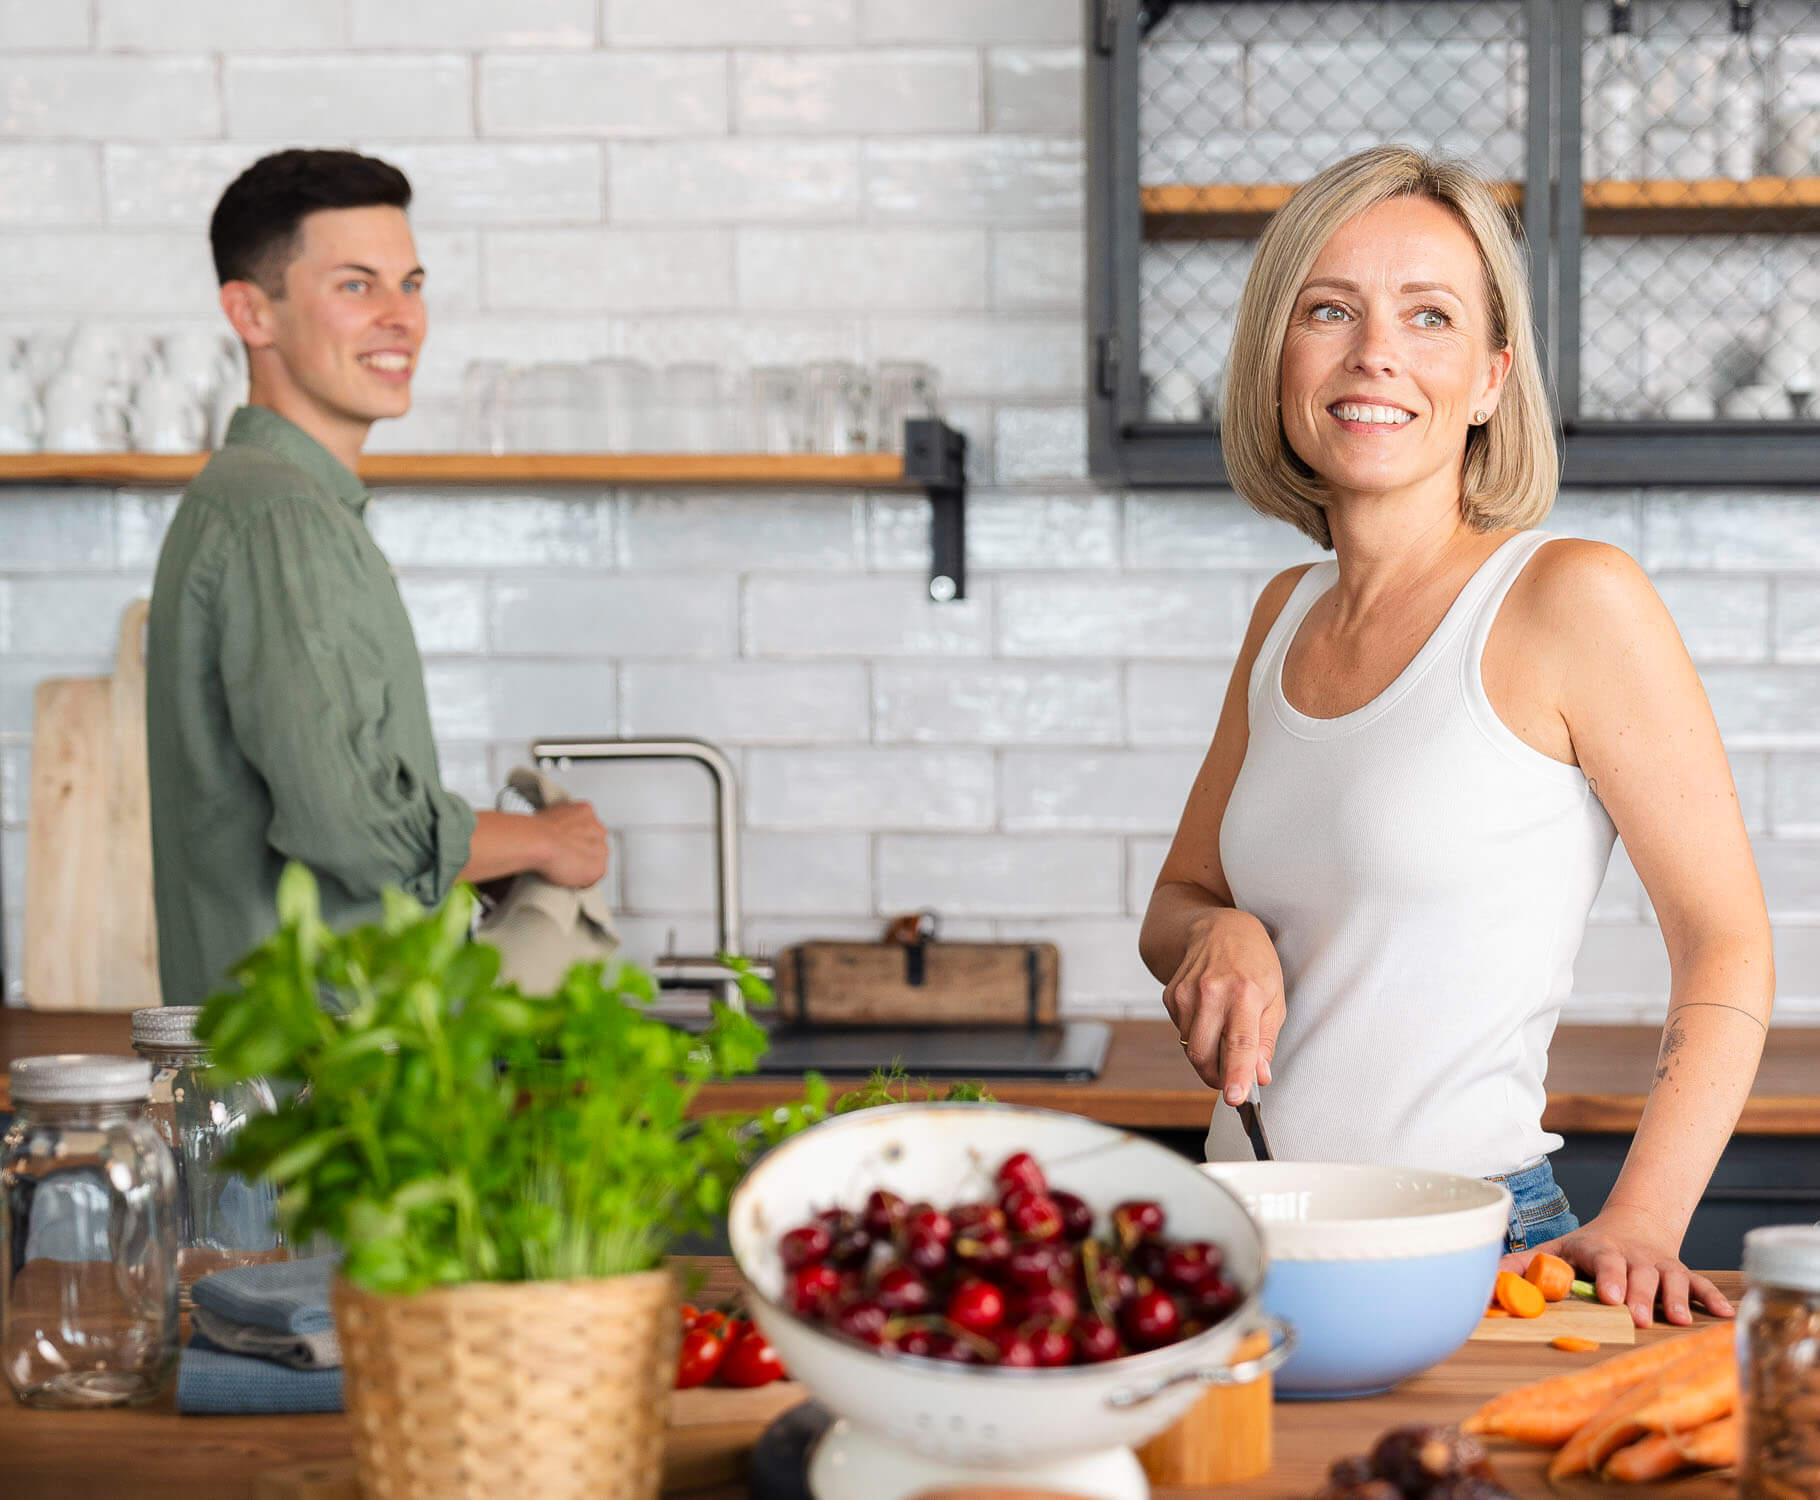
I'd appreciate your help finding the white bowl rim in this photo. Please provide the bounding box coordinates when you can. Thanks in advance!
[729,1099,1271,1382]
[1199,1160,1512,1262]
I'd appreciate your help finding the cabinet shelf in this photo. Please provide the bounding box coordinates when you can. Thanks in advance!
[1140,177,1820,239]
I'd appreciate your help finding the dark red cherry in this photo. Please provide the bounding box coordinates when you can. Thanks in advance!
[779,1222,832,1270]
[945,1277,1006,1336]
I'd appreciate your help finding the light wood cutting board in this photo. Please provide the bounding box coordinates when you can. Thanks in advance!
[23,599,160,1011]
[1470,1293,1636,1345]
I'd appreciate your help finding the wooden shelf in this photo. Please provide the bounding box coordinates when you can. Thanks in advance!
[0,450,911,488]
[1142,176,1820,238]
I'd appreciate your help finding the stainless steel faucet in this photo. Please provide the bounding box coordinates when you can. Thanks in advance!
[528,737,772,1012]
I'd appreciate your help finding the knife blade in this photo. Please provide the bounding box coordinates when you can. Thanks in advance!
[1236,1081,1273,1161]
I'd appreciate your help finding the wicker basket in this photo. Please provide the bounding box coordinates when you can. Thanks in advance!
[332,1269,678,1500]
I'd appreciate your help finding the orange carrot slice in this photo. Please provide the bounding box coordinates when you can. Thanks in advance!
[1463,1325,1730,1448]
[1525,1252,1575,1302]
[1483,1307,1512,1318]
[1551,1336,1601,1353]
[1495,1270,1547,1319]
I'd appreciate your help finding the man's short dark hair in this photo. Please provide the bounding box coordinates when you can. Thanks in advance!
[210,148,412,295]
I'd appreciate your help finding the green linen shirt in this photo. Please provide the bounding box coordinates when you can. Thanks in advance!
[146,405,476,1006]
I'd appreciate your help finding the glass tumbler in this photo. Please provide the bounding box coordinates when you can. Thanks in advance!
[805,360,875,455]
[751,365,809,454]
[874,361,942,453]
[133,1006,286,1302]
[2,1054,179,1408]
[587,358,656,452]
[661,362,731,453]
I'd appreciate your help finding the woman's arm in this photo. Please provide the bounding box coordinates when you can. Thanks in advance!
[1141,564,1312,1102]
[1503,540,1773,1326]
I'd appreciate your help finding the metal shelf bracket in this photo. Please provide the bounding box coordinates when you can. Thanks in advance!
[902,418,969,602]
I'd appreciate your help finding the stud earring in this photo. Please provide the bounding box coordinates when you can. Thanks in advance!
[1473,409,1489,423]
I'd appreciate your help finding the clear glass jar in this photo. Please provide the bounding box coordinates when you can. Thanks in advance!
[132,1006,286,1301]
[1739,1224,1820,1499]
[1,1054,179,1407]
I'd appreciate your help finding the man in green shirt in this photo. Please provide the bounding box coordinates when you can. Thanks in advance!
[147,149,608,1006]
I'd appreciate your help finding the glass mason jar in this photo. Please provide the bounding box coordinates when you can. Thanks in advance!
[1739,1224,1820,1498]
[1,1054,179,1407]
[132,1006,286,1300]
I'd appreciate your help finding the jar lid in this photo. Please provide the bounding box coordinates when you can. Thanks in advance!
[130,1005,206,1050]
[10,1053,153,1104]
[1743,1225,1820,1294]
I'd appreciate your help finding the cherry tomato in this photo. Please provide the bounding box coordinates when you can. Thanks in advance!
[719,1325,786,1387]
[678,1303,702,1326]
[675,1325,725,1389]
[692,1309,729,1336]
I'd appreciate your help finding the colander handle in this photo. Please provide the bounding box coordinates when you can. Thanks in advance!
[1102,1314,1296,1410]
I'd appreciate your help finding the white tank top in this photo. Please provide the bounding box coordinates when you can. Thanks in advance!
[1210,530,1616,1176]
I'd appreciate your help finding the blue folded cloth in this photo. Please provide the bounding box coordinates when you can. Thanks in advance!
[177,1333,344,1414]
[191,1254,337,1334]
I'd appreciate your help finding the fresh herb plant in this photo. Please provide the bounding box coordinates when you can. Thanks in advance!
[197,863,825,1295]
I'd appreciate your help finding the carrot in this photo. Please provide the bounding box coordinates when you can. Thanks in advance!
[1551,1336,1601,1353]
[1462,1325,1730,1447]
[1495,1270,1546,1319]
[1483,1306,1512,1318]
[1601,1412,1738,1482]
[1548,1338,1735,1480]
[1525,1252,1575,1302]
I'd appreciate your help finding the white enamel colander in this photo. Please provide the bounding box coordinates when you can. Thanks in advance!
[727,1103,1293,1500]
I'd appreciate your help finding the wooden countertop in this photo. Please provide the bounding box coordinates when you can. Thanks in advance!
[2,1259,1744,1500]
[6,1011,1817,1135]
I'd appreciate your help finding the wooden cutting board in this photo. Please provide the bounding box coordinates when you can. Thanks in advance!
[1470,1294,1636,1345]
[23,599,160,1011]
[253,1383,809,1499]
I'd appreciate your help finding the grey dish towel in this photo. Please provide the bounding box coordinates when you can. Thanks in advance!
[189,1254,340,1366]
[177,1333,343,1415]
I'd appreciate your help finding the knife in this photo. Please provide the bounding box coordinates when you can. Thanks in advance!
[1236,1080,1273,1161]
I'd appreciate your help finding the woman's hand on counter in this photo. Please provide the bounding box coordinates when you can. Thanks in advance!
[1161,907,1287,1106]
[1500,1206,1735,1329]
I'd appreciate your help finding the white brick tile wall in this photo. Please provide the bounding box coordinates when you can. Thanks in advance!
[877,833,1121,915]
[607,0,858,47]
[1,1,91,47]
[383,145,606,226]
[0,146,102,226]
[1653,575,1772,662]
[3,576,151,657]
[619,662,870,743]
[745,574,990,657]
[414,229,482,313]
[986,48,1083,135]
[867,317,1081,400]
[1570,923,1674,1002]
[424,660,618,740]
[1773,579,1820,662]
[735,229,987,312]
[998,575,1250,658]
[1550,491,1643,553]
[869,494,1119,571]
[0,742,29,825]
[1733,751,1770,834]
[368,494,612,567]
[0,57,220,140]
[1644,493,1820,570]
[873,663,1120,745]
[742,831,873,916]
[0,492,116,570]
[863,138,1084,223]
[1125,493,1328,571]
[351,0,596,48]
[224,56,474,141]
[619,493,862,570]
[434,742,495,808]
[103,146,264,230]
[735,51,982,135]
[621,829,716,913]
[989,229,1084,311]
[550,758,719,829]
[608,141,860,224]
[1701,666,1820,748]
[995,406,1087,483]
[1755,838,1820,920]
[999,748,1201,832]
[491,574,737,657]
[1771,753,1820,835]
[1126,662,1229,747]
[748,748,995,830]
[398,577,489,654]
[1126,834,1172,916]
[481,52,729,137]
[99,0,348,49]
[997,917,1158,1011]
[859,0,1080,44]
[483,229,734,311]
[0,659,119,736]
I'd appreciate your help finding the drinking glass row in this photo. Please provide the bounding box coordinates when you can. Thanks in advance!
[460,359,943,455]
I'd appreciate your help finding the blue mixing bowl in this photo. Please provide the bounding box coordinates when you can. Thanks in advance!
[1202,1161,1510,1399]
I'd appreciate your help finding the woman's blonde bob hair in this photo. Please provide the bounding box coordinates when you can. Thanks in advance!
[1220,145,1557,549]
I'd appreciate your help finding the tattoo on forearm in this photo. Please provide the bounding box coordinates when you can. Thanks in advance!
[1665,1001,1768,1030]
[1654,1019,1686,1084]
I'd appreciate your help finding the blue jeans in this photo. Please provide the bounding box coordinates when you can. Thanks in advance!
[1486,1156,1579,1254]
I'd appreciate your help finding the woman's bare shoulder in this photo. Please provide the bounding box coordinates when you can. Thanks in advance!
[1514,536,1658,629]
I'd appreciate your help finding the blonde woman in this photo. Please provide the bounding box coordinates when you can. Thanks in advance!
[1139,146,1772,1329]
